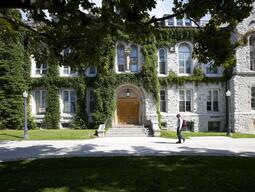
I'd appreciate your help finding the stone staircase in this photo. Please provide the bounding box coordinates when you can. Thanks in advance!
[106,126,147,137]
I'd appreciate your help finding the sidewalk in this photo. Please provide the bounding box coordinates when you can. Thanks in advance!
[1,137,255,162]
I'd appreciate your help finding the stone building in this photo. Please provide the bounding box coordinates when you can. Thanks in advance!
[29,4,255,135]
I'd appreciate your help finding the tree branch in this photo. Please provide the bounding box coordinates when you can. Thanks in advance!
[145,8,187,25]
[0,13,54,39]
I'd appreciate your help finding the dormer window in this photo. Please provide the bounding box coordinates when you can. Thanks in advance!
[250,35,255,71]
[179,43,192,74]
[117,43,125,72]
[185,18,192,26]
[130,44,138,72]
[167,18,174,26]
[177,18,183,26]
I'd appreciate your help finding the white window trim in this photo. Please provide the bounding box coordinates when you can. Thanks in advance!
[178,89,193,112]
[31,56,47,78]
[178,42,193,75]
[85,66,97,77]
[31,89,47,117]
[207,89,219,112]
[158,48,168,76]
[60,65,78,77]
[60,89,76,115]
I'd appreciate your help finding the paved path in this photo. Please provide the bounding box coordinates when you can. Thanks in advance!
[1,137,255,162]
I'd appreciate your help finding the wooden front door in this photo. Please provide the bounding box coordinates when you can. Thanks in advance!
[117,99,140,125]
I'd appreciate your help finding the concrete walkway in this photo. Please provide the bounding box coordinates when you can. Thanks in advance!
[1,137,255,162]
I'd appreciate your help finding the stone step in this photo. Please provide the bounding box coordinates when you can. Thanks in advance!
[106,127,147,137]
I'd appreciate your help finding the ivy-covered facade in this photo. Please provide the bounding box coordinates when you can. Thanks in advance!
[27,18,230,133]
[3,5,255,134]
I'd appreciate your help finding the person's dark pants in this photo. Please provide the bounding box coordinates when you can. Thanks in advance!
[177,127,185,142]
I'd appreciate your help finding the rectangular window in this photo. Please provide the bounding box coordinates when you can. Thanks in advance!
[179,90,192,112]
[206,66,218,74]
[208,121,221,132]
[36,64,47,75]
[63,90,76,113]
[182,121,194,132]
[167,18,174,26]
[207,90,219,112]
[185,18,191,26]
[130,45,138,72]
[89,66,96,75]
[177,18,183,26]
[34,90,47,114]
[251,87,255,110]
[160,90,166,112]
[63,65,77,75]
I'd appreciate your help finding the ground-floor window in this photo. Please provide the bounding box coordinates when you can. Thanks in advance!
[208,121,221,132]
[160,90,166,112]
[182,121,194,132]
[179,90,192,112]
[62,90,76,113]
[251,87,255,110]
[34,90,47,114]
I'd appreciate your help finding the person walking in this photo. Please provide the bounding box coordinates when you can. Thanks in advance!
[176,114,185,144]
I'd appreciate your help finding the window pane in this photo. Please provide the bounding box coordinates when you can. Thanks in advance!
[117,44,125,67]
[42,91,47,108]
[213,101,219,111]
[252,88,255,109]
[130,64,138,72]
[185,19,191,26]
[177,18,183,26]
[160,62,166,74]
[186,101,191,111]
[89,66,96,74]
[186,90,191,101]
[167,18,174,26]
[179,91,185,101]
[118,64,125,72]
[213,90,218,101]
[207,101,212,111]
[179,101,185,112]
[63,65,69,74]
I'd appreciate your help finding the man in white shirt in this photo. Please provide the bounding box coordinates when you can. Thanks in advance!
[176,114,185,143]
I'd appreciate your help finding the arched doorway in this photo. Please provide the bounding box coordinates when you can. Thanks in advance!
[114,84,145,126]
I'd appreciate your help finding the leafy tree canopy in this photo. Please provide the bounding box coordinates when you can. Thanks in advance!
[0,0,253,68]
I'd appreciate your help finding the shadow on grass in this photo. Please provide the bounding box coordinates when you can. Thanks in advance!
[1,155,255,192]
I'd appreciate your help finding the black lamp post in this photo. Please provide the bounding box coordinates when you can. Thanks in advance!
[23,91,29,139]
[226,90,232,136]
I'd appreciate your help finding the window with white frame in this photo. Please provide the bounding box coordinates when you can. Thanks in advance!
[34,90,47,114]
[179,90,192,112]
[179,43,192,74]
[177,18,183,26]
[250,35,255,71]
[117,43,125,72]
[206,66,218,74]
[62,90,76,113]
[63,65,77,75]
[251,87,255,110]
[130,44,138,72]
[160,90,166,112]
[159,48,167,75]
[88,66,97,75]
[36,64,47,75]
[185,18,191,26]
[88,89,95,113]
[167,18,174,26]
[207,90,219,112]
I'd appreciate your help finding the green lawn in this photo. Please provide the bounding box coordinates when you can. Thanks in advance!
[0,156,255,192]
[161,130,255,139]
[0,129,96,141]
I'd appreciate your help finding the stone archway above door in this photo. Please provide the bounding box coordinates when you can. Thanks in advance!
[115,84,145,126]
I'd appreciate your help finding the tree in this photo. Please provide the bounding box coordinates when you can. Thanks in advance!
[0,0,253,68]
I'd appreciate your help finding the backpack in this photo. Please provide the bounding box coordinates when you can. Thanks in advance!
[182,119,187,128]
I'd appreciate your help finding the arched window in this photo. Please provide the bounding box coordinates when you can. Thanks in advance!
[179,43,192,74]
[117,43,125,72]
[130,44,138,72]
[250,35,255,71]
[159,48,166,74]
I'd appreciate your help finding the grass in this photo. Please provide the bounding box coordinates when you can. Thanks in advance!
[0,129,96,141]
[0,156,255,192]
[161,130,255,139]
